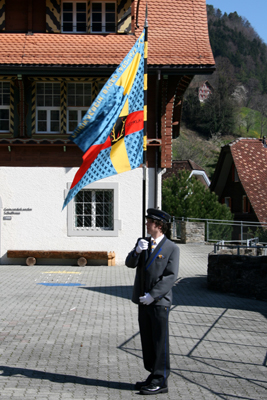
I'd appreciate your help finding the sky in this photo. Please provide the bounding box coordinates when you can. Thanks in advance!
[206,1,267,44]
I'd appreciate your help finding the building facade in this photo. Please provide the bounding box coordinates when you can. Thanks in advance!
[0,0,215,265]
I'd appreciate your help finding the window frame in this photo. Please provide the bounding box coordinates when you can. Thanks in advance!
[61,0,87,33]
[36,82,61,134]
[67,82,92,133]
[91,1,116,33]
[0,81,10,133]
[67,182,121,237]
[224,197,232,210]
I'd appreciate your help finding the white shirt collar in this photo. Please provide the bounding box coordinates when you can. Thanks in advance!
[151,234,164,245]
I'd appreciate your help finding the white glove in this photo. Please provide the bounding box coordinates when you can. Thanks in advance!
[136,239,149,254]
[139,292,154,305]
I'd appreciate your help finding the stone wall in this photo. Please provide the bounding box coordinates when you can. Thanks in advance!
[180,221,205,244]
[208,252,267,300]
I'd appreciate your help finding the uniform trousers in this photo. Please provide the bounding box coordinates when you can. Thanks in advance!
[138,304,170,386]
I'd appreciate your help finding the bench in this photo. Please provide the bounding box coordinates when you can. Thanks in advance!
[7,250,116,267]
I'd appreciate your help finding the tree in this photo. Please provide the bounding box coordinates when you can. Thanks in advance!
[162,171,233,220]
[243,110,255,133]
[162,171,234,240]
[181,89,201,129]
[198,75,237,136]
[253,94,267,137]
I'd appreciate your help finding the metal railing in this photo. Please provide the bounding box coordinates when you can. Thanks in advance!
[171,216,267,243]
[213,238,267,255]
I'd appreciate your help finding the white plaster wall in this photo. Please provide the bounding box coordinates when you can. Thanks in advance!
[0,196,2,261]
[0,166,162,265]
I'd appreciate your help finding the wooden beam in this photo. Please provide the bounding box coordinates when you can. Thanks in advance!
[7,250,109,260]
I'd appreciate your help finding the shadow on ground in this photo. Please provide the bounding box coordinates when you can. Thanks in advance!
[80,275,267,319]
[0,366,134,390]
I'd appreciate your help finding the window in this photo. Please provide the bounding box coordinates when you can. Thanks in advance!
[224,197,232,210]
[98,81,105,93]
[67,182,120,236]
[91,2,116,33]
[62,1,87,33]
[0,82,10,132]
[74,189,113,230]
[232,164,240,182]
[67,82,91,132]
[36,83,60,133]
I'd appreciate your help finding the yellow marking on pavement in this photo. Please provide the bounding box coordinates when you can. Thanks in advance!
[43,271,81,274]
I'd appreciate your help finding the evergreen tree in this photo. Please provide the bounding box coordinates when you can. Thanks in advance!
[162,171,234,240]
[162,171,233,221]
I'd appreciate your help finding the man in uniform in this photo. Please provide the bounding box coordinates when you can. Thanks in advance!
[125,208,179,395]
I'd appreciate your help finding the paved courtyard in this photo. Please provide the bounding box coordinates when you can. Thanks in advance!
[0,243,266,399]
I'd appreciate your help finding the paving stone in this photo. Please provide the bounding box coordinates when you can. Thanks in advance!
[0,244,266,399]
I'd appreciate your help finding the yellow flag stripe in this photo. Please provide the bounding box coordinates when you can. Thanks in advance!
[143,135,147,151]
[115,52,141,96]
[144,42,148,59]
[110,138,131,173]
[119,98,129,117]
[144,105,147,122]
[144,74,147,91]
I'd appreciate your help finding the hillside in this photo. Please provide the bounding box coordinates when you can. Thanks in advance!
[207,5,267,94]
[177,5,267,178]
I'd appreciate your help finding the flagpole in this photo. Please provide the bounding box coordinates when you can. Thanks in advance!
[139,6,148,297]
[142,6,148,238]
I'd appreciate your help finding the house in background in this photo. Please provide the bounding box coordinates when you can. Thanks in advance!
[189,80,213,102]
[210,138,267,233]
[163,159,210,188]
[0,0,215,265]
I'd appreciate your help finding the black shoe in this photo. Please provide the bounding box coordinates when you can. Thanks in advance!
[140,383,168,395]
[135,375,153,390]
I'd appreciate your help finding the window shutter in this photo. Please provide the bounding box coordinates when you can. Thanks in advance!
[0,0,5,32]
[117,0,132,33]
[46,0,61,33]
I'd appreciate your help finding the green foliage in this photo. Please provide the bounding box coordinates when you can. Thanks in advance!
[182,7,267,139]
[162,171,234,240]
[207,5,267,94]
[162,171,233,220]
[172,130,230,179]
[247,227,267,242]
[237,107,261,137]
[182,75,237,136]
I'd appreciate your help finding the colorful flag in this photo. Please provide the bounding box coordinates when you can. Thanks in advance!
[63,30,145,209]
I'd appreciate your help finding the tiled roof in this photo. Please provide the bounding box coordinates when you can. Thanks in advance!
[0,0,215,68]
[135,0,215,66]
[230,138,267,223]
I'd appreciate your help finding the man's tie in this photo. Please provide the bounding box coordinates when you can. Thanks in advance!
[151,240,157,253]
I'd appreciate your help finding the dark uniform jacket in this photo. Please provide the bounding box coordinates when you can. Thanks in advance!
[125,236,179,307]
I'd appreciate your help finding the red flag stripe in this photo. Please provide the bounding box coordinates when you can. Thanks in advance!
[70,110,144,190]
[125,110,144,136]
[70,136,111,189]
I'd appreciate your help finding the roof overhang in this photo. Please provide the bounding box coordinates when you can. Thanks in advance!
[0,64,216,77]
